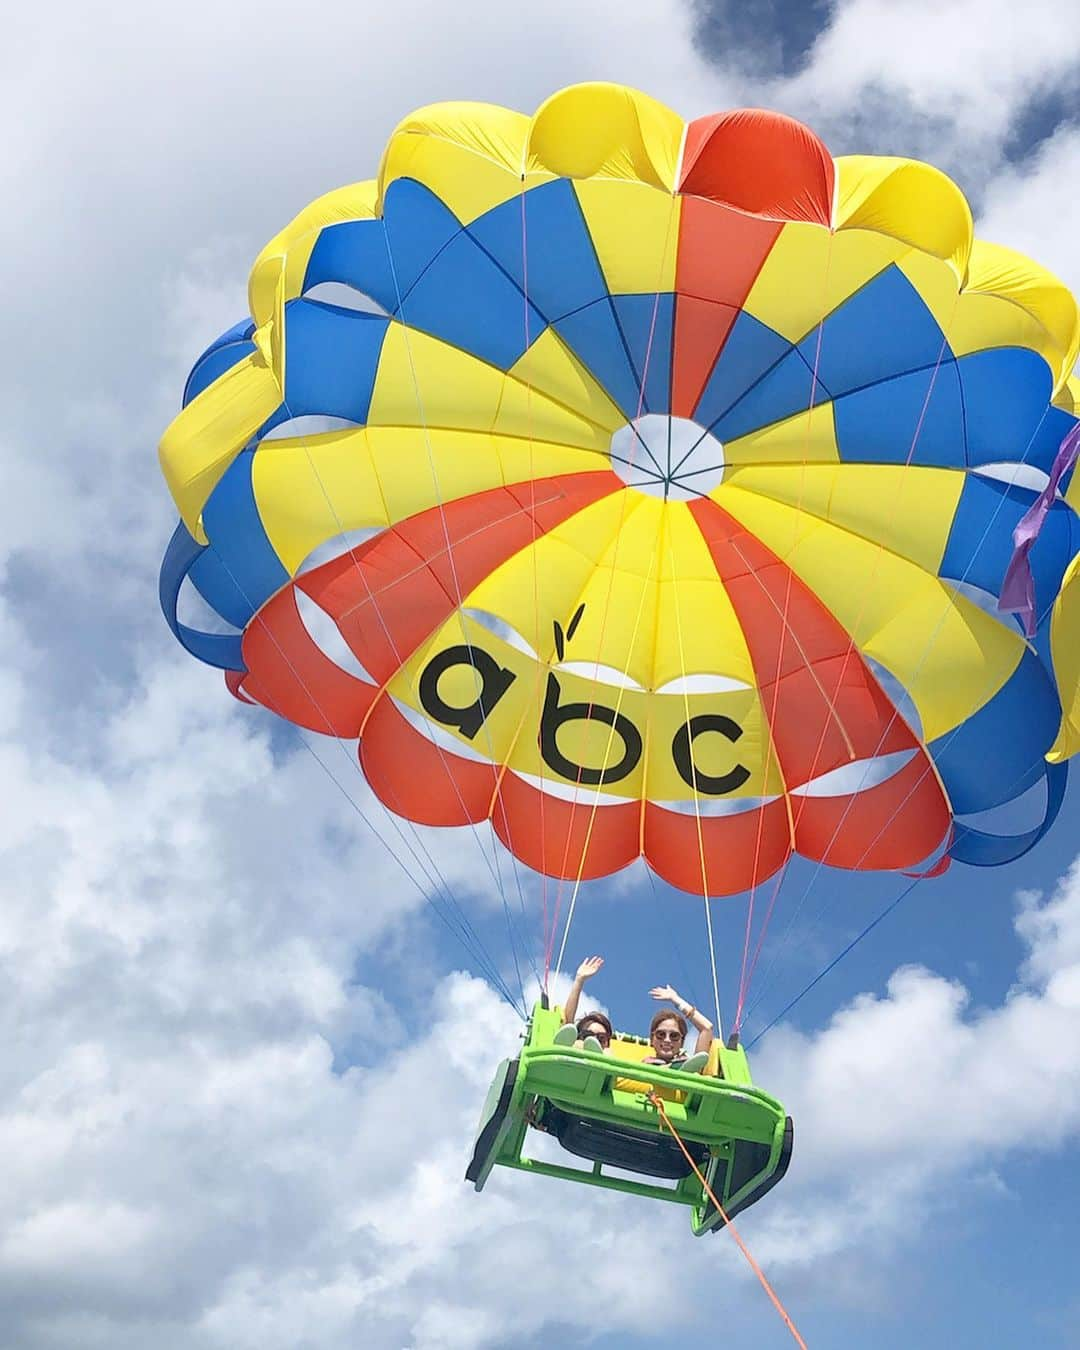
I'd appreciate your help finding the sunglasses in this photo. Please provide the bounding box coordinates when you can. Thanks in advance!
[652,1029,684,1043]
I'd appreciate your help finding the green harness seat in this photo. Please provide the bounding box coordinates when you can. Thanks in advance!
[466,1002,792,1235]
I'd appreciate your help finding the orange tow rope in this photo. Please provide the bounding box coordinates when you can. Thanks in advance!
[648,1092,808,1349]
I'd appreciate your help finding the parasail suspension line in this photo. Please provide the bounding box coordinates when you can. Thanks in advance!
[745,874,922,1049]
[209,548,527,1015]
[743,731,1060,1033]
[703,892,722,1044]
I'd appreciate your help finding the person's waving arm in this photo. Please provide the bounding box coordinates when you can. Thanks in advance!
[562,955,604,1025]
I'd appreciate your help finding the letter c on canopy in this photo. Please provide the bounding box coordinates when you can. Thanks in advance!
[672,713,751,795]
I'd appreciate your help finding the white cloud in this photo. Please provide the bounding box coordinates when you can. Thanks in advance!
[747,859,1080,1275]
[976,125,1080,298]
[779,0,1080,141]
[0,610,532,1347]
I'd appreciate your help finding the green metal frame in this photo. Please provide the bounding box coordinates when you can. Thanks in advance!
[466,1002,792,1235]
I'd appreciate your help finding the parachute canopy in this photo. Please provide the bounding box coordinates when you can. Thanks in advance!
[160,84,1080,897]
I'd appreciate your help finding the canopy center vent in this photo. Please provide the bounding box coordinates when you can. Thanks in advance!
[609,415,725,500]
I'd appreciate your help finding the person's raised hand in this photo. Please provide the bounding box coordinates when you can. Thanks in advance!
[649,984,680,1003]
[576,955,604,981]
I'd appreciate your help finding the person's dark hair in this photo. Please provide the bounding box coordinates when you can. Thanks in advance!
[649,1009,687,1039]
[577,1012,613,1039]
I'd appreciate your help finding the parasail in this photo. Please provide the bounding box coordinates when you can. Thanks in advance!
[160,83,1080,904]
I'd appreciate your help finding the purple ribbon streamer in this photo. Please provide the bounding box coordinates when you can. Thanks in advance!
[998,422,1080,638]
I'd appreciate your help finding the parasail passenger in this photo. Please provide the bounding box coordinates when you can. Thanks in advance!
[575,1012,614,1053]
[642,986,712,1073]
[555,955,611,1051]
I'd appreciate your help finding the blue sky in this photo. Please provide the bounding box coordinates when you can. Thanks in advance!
[4,2,1080,1347]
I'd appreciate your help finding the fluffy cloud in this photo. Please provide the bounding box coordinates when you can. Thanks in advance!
[747,861,1080,1277]
[976,125,1080,295]
[0,659,695,1348]
[0,620,525,1349]
[789,0,1078,123]
[750,0,1080,189]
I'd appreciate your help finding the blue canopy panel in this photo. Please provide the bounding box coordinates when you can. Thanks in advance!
[710,345,826,444]
[950,760,1068,867]
[160,522,245,672]
[304,179,568,375]
[183,318,257,407]
[691,310,793,431]
[187,544,255,632]
[928,646,1061,815]
[959,347,1055,470]
[467,178,611,323]
[554,299,651,420]
[303,218,399,315]
[832,360,964,467]
[795,264,952,398]
[382,178,462,301]
[695,262,967,466]
[397,227,545,369]
[610,293,674,415]
[941,474,1080,631]
[197,451,289,627]
[278,298,388,423]
[302,178,486,321]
